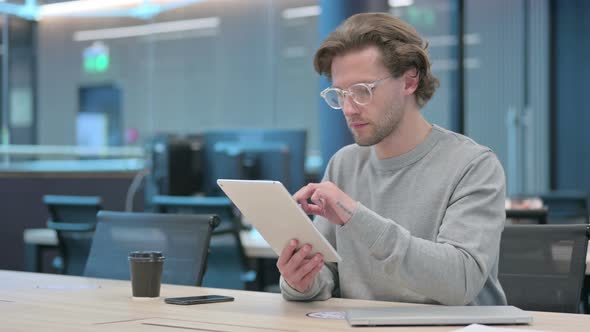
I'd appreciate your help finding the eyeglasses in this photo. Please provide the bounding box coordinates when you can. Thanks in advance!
[320,76,391,110]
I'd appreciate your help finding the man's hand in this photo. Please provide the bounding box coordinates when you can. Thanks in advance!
[277,239,324,293]
[293,181,357,225]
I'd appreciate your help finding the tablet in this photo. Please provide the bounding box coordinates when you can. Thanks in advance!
[217,179,342,262]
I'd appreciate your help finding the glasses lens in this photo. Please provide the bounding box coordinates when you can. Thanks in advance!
[322,89,343,109]
[350,84,372,106]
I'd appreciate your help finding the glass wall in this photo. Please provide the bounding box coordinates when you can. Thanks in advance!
[391,0,458,131]
[0,0,551,194]
[35,0,320,153]
[464,0,549,195]
[0,15,36,146]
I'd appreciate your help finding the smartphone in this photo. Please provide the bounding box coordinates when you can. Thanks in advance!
[164,295,235,305]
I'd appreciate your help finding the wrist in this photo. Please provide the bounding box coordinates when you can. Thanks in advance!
[337,200,357,225]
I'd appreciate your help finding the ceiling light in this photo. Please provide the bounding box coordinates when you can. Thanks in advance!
[281,5,321,20]
[388,0,414,8]
[73,17,220,41]
[39,0,141,17]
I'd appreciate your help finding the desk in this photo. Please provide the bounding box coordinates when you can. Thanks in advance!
[1,270,589,331]
[239,228,276,259]
[23,228,59,272]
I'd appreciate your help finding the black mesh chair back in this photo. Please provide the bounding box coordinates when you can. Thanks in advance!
[499,224,590,313]
[44,195,102,276]
[84,211,219,286]
[151,195,254,289]
[151,195,238,234]
[538,191,589,224]
[506,208,548,224]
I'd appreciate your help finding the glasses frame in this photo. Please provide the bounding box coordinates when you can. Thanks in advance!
[320,76,392,110]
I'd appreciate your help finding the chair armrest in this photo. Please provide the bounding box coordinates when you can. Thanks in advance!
[151,195,232,208]
[47,220,95,232]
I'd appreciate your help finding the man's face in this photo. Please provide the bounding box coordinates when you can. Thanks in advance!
[331,46,406,146]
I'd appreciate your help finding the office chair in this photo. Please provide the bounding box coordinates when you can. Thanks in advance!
[499,224,590,313]
[534,191,590,311]
[505,207,548,224]
[43,195,102,276]
[150,195,255,289]
[151,195,243,235]
[84,211,219,286]
[538,191,589,224]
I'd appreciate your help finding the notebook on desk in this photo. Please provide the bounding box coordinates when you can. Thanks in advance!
[345,305,533,327]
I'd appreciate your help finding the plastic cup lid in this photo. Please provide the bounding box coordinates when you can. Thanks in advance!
[128,251,165,262]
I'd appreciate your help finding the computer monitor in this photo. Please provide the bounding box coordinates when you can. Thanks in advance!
[145,133,204,197]
[203,129,307,196]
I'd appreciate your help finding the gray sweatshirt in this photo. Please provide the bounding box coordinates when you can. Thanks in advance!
[280,125,507,306]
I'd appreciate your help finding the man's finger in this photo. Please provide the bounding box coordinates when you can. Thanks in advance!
[293,184,316,202]
[310,190,325,207]
[302,204,323,216]
[292,254,323,281]
[282,243,312,276]
[277,239,298,268]
[299,260,324,287]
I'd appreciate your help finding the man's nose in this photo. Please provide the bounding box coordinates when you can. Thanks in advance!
[341,95,360,117]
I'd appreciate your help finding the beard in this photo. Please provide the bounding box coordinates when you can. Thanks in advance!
[349,103,404,146]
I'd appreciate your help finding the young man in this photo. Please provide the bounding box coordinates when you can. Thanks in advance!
[277,12,507,306]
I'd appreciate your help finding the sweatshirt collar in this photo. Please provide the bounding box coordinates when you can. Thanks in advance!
[369,124,443,171]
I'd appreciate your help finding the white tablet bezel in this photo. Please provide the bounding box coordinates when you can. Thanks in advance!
[217,179,342,263]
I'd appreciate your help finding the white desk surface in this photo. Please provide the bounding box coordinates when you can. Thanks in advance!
[2,270,589,331]
[239,228,277,258]
[23,227,59,246]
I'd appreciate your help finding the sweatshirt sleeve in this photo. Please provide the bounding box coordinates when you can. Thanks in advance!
[280,260,338,301]
[279,216,340,301]
[338,151,506,305]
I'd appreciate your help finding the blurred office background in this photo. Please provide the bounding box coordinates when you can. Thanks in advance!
[0,0,588,294]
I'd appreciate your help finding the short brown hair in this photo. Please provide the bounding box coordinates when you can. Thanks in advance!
[314,12,439,108]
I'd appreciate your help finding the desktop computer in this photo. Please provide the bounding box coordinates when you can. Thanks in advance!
[144,134,204,198]
[202,129,307,196]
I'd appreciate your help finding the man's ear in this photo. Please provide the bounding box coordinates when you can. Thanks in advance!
[403,68,419,96]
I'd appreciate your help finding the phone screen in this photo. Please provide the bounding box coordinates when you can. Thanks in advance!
[164,295,234,305]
